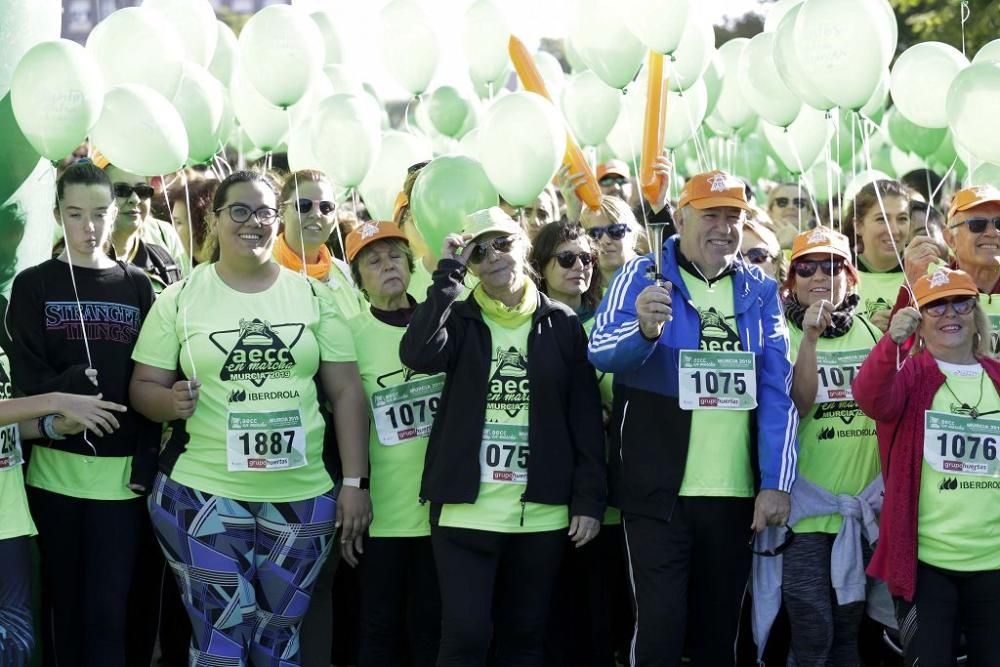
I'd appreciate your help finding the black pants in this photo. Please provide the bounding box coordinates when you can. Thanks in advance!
[545,523,632,667]
[895,561,1000,667]
[431,525,565,667]
[0,535,33,666]
[782,531,871,666]
[28,487,145,667]
[358,535,440,667]
[300,533,340,667]
[622,497,754,667]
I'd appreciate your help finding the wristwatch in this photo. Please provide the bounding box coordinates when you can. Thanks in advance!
[342,476,370,490]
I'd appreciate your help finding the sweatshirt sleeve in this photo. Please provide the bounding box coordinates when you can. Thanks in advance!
[567,320,607,520]
[4,269,95,396]
[853,334,911,423]
[755,279,799,493]
[399,259,467,375]
[588,256,658,373]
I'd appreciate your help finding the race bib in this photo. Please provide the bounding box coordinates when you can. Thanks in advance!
[924,410,1000,477]
[371,375,445,446]
[815,349,868,403]
[479,423,529,484]
[0,424,21,471]
[678,350,757,410]
[226,409,306,472]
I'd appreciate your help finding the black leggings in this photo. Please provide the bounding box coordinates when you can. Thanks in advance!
[0,536,32,666]
[28,487,145,667]
[358,535,440,667]
[431,525,565,667]
[895,561,1000,667]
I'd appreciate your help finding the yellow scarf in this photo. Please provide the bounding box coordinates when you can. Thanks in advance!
[473,278,538,328]
[273,234,332,281]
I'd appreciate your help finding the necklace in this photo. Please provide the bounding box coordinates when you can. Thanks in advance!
[942,370,985,419]
[688,261,717,293]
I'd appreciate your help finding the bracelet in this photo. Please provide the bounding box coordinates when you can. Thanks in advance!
[42,414,66,441]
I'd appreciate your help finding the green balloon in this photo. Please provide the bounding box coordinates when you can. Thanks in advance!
[928,131,958,170]
[886,107,946,159]
[740,135,769,183]
[428,86,470,138]
[702,51,724,118]
[0,94,43,205]
[410,155,498,260]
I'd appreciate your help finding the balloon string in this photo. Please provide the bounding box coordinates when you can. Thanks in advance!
[850,112,859,266]
[960,1,971,58]
[621,88,652,250]
[403,95,415,135]
[664,59,709,173]
[931,157,959,204]
[834,111,844,233]
[859,113,914,302]
[783,127,823,226]
[181,170,195,275]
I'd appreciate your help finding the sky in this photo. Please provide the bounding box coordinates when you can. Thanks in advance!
[290,0,769,101]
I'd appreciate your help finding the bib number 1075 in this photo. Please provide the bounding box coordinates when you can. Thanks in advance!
[687,371,747,395]
[678,350,757,411]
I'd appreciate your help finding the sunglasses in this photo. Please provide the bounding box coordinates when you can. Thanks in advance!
[599,175,629,187]
[949,217,1000,234]
[791,258,846,278]
[552,250,595,269]
[745,247,773,265]
[922,296,977,318]
[287,198,336,215]
[749,527,795,557]
[113,182,155,200]
[774,197,807,209]
[469,235,517,264]
[215,203,280,225]
[586,223,630,241]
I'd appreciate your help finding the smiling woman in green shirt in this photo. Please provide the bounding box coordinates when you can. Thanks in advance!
[128,170,371,667]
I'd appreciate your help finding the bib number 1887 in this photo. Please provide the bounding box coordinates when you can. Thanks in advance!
[239,430,296,456]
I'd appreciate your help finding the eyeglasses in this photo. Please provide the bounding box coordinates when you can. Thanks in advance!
[287,198,336,216]
[791,258,846,278]
[949,217,1000,234]
[469,235,517,265]
[552,250,595,269]
[922,296,977,318]
[586,223,630,241]
[599,175,629,187]
[744,248,773,265]
[774,197,807,209]
[215,204,280,225]
[749,527,795,557]
[113,182,155,200]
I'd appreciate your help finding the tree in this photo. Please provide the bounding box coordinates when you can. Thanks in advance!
[891,0,1000,57]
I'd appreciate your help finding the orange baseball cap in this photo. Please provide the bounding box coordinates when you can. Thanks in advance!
[790,226,851,263]
[912,267,978,308]
[947,185,1000,220]
[345,220,408,263]
[678,170,751,212]
[596,160,630,181]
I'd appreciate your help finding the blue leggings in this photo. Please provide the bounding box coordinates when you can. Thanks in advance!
[0,536,32,666]
[148,473,337,667]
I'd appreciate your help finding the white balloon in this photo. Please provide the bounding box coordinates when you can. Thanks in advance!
[463,0,510,86]
[715,38,755,130]
[171,63,226,164]
[862,69,891,119]
[359,131,433,220]
[947,63,1000,166]
[230,66,288,151]
[561,70,621,147]
[664,79,708,149]
[324,64,365,96]
[890,146,924,177]
[458,127,482,161]
[772,4,834,111]
[85,7,184,99]
[763,105,833,174]
[309,9,344,65]
[534,51,566,100]
[970,162,1000,187]
[620,0,691,55]
[704,109,735,138]
[208,21,238,87]
[891,42,969,129]
[764,0,803,33]
[606,85,646,161]
[238,5,323,108]
[287,114,324,172]
[380,0,439,95]
[843,169,891,208]
[568,0,645,90]
[666,16,715,92]
[312,93,382,188]
[90,84,188,176]
[142,0,217,67]
[738,32,802,128]
[974,39,1000,65]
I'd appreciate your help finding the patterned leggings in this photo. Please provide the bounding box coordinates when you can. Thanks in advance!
[148,473,337,667]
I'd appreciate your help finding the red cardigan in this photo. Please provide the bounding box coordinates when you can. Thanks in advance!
[853,335,1000,601]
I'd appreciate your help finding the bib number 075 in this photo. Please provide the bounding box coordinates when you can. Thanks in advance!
[485,443,528,470]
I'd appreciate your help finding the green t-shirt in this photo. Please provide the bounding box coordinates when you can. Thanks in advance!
[584,317,619,525]
[678,269,753,498]
[789,318,882,533]
[27,449,135,501]
[132,264,354,503]
[856,267,903,322]
[0,351,35,538]
[324,264,363,320]
[350,307,439,538]
[438,314,569,533]
[918,363,1000,571]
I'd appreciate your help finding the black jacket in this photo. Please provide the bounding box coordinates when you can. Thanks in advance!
[399,259,606,520]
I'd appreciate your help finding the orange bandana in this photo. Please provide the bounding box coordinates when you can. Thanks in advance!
[273,234,332,281]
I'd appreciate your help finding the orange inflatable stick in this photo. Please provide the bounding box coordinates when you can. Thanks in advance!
[641,51,669,206]
[509,35,601,210]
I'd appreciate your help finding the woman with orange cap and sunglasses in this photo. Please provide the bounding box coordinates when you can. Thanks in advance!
[400,207,606,666]
[753,228,884,665]
[854,267,1000,666]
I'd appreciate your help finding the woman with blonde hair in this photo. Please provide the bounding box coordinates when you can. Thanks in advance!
[580,196,640,287]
